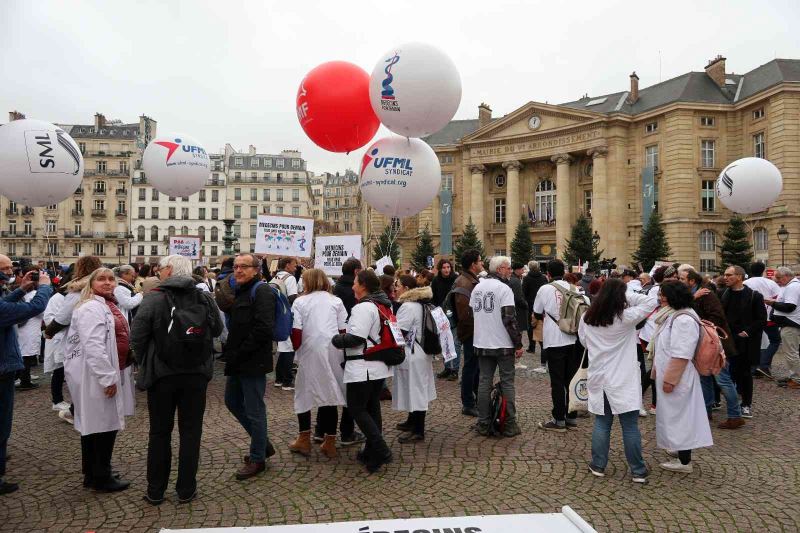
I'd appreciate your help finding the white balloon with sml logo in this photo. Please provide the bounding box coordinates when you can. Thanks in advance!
[715,157,783,214]
[369,42,462,138]
[359,136,441,218]
[0,119,84,206]
[142,133,210,198]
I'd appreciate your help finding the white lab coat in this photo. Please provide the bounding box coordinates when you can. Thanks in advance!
[276,271,299,353]
[15,290,43,357]
[113,284,143,323]
[652,310,713,451]
[64,296,131,436]
[578,291,656,415]
[291,291,348,414]
[43,292,66,373]
[392,293,437,413]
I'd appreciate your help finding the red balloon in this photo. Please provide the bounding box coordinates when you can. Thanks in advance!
[296,61,380,153]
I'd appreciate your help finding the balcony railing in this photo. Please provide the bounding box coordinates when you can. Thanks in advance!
[21,208,34,216]
[84,170,127,177]
[5,209,17,216]
[115,188,128,196]
[92,189,106,196]
[74,188,84,196]
[115,210,127,217]
[0,231,36,238]
[86,151,133,158]
[91,209,107,217]
[71,209,84,216]
[132,176,147,184]
[206,179,225,186]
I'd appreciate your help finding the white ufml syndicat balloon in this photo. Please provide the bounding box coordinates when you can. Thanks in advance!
[716,157,783,214]
[0,119,84,206]
[369,42,462,138]
[359,136,441,218]
[142,133,210,198]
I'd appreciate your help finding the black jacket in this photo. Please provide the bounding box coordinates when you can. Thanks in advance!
[430,272,457,307]
[721,285,766,364]
[223,277,275,376]
[522,271,547,307]
[508,274,529,331]
[333,274,357,318]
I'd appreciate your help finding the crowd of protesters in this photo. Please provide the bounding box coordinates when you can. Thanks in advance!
[1,248,798,500]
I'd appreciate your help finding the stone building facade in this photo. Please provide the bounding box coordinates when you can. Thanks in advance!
[323,170,361,234]
[365,56,800,272]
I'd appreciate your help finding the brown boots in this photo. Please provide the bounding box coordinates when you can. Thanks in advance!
[717,418,745,429]
[320,435,338,458]
[289,430,312,456]
[290,431,338,458]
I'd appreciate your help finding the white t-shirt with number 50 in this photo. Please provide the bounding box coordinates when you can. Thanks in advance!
[470,277,515,350]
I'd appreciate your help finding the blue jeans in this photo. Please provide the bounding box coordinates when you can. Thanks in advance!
[224,375,268,462]
[459,337,479,409]
[700,362,741,419]
[0,373,14,480]
[445,317,462,372]
[759,325,782,370]
[591,394,647,477]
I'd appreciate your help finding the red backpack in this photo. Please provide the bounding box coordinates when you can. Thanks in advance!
[672,310,727,376]
[348,303,406,366]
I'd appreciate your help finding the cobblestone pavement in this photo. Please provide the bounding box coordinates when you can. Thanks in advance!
[2,351,799,533]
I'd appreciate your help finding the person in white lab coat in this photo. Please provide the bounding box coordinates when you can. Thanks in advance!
[578,278,657,483]
[64,267,132,492]
[649,280,713,473]
[287,268,348,458]
[392,276,437,443]
[112,265,143,323]
[273,257,299,390]
[14,275,44,391]
[43,288,69,413]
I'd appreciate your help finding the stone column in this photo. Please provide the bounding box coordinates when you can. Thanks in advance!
[469,164,486,243]
[551,154,573,258]
[503,160,523,251]
[587,146,608,255]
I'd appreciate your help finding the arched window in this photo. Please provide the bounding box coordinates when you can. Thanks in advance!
[168,226,176,237]
[753,227,768,252]
[197,226,206,241]
[535,179,556,223]
[210,227,219,242]
[181,225,189,235]
[150,226,158,241]
[699,230,716,252]
[137,225,145,241]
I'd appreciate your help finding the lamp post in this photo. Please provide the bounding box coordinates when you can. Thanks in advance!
[591,231,601,266]
[777,224,789,266]
[222,218,237,256]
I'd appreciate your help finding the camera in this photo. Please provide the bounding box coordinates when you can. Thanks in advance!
[30,271,39,282]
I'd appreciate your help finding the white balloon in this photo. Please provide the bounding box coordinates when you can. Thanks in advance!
[142,133,210,197]
[359,136,441,218]
[716,157,783,214]
[369,42,462,138]
[0,119,84,207]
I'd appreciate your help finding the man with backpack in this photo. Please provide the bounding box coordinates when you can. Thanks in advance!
[534,259,588,432]
[273,257,299,390]
[452,249,483,417]
[222,253,276,480]
[130,255,224,504]
[471,256,523,437]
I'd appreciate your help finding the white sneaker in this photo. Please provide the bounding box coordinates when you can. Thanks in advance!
[30,374,40,381]
[660,459,692,473]
[14,379,20,386]
[639,406,649,417]
[514,362,527,369]
[741,406,753,419]
[648,405,657,415]
[52,401,70,411]
[532,365,548,374]
[58,409,74,424]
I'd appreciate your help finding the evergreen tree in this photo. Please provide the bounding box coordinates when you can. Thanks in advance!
[632,211,672,271]
[410,225,436,271]
[563,214,601,268]
[453,217,486,263]
[719,215,753,271]
[510,217,534,267]
[372,224,400,264]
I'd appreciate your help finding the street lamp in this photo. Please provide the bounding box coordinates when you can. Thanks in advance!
[592,231,601,248]
[777,224,789,266]
[222,218,237,256]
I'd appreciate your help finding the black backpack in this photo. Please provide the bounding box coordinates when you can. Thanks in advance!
[154,288,212,369]
[420,303,443,355]
[441,286,472,325]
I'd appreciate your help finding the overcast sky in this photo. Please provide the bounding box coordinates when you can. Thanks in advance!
[2,0,798,174]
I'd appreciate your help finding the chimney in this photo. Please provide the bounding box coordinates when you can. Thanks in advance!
[629,72,640,104]
[705,55,727,88]
[248,145,256,156]
[478,103,492,128]
[94,113,106,129]
[8,111,25,122]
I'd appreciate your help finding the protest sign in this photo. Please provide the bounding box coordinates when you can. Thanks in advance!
[314,235,361,276]
[168,236,202,260]
[255,215,314,257]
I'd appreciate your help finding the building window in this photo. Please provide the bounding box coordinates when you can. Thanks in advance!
[250,224,257,239]
[234,157,243,166]
[700,259,716,274]
[584,190,592,218]
[120,161,129,173]
[645,145,659,171]
[74,221,81,235]
[250,205,257,219]
[97,161,107,173]
[23,221,32,235]
[138,206,145,219]
[180,225,189,235]
[78,142,86,154]
[535,179,556,223]
[440,154,454,164]
[151,226,158,241]
[292,206,300,216]
[94,243,105,256]
[248,188,256,201]
[7,221,15,236]
[234,188,241,201]
[46,220,57,233]
[234,171,242,180]
[292,189,300,201]
[151,189,159,201]
[23,243,31,256]
[211,245,218,256]
[263,205,270,214]
[233,225,241,238]
[234,205,241,218]
[645,121,658,133]
[94,199,105,211]
[211,227,219,241]
[251,158,259,167]
[169,207,176,219]
[494,198,506,224]
[292,160,301,168]
[699,230,716,252]
[117,243,125,257]
[151,245,158,256]
[211,208,218,220]
[700,116,715,127]
[137,245,144,256]
[701,180,716,212]
[181,207,189,220]
[47,242,58,255]
[168,226,176,237]
[391,217,401,232]
[494,174,506,188]
[275,189,283,202]
[264,159,272,168]
[197,226,206,241]
[211,190,219,202]
[754,132,766,159]
[753,108,765,120]
[199,190,206,202]
[441,173,453,191]
[137,226,145,241]
[117,201,126,214]
[138,189,146,201]
[94,180,106,193]
[263,189,270,201]
[276,206,284,214]
[753,227,768,252]
[277,159,285,168]
[701,140,715,168]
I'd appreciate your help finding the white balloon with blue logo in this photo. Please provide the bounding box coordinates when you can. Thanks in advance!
[369,42,462,138]
[142,133,210,198]
[716,157,783,214]
[359,136,441,218]
[0,119,84,206]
